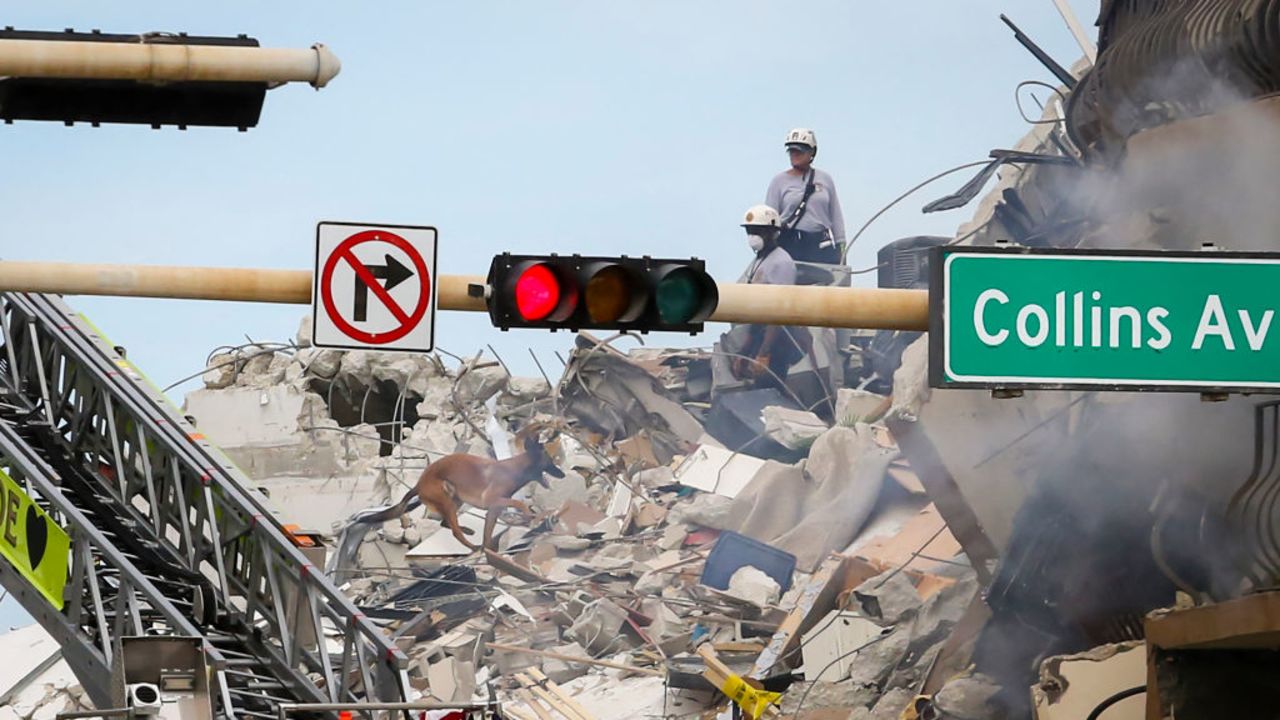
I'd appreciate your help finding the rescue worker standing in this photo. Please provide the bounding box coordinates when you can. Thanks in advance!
[765,128,846,264]
[731,204,811,388]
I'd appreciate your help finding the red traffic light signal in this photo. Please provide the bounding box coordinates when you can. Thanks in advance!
[485,254,718,333]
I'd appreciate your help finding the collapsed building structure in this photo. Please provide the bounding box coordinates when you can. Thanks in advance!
[8,3,1280,719]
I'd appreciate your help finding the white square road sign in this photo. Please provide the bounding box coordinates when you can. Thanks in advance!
[312,221,438,352]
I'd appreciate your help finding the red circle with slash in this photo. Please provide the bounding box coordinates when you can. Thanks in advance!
[320,230,431,345]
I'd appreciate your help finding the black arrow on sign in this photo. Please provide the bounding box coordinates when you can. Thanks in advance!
[353,254,415,322]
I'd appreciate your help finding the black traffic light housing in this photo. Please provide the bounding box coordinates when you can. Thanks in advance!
[485,253,719,334]
[0,28,267,129]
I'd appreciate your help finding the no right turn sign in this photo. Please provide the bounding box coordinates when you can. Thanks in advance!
[312,221,438,352]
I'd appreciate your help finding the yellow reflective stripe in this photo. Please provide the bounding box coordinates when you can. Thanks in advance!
[0,469,70,610]
[720,673,781,720]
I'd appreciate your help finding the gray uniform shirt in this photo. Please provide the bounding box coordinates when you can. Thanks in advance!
[740,245,797,285]
[765,168,846,246]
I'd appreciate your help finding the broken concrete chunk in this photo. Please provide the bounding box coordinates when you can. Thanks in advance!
[886,337,929,423]
[335,350,379,387]
[845,625,909,686]
[426,656,477,704]
[296,314,313,348]
[616,432,661,469]
[368,357,424,395]
[635,466,675,489]
[342,422,382,464]
[762,406,828,450]
[868,687,916,720]
[381,519,406,544]
[932,673,1002,720]
[455,364,507,405]
[202,352,238,389]
[541,642,591,684]
[909,573,977,648]
[634,502,667,529]
[559,434,603,472]
[530,469,589,510]
[307,348,343,378]
[415,376,459,420]
[726,565,781,608]
[668,492,733,529]
[852,571,922,626]
[778,681,879,718]
[566,599,635,656]
[658,523,689,550]
[559,500,606,534]
[499,376,551,406]
[284,358,306,385]
[589,516,624,540]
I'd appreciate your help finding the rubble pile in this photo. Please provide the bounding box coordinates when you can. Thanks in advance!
[21,46,1277,720]
[171,326,985,720]
[0,625,92,720]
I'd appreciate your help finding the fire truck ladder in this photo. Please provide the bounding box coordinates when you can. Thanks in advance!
[0,290,409,718]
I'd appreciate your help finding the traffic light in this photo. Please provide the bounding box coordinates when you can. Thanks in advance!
[0,29,333,129]
[484,254,719,333]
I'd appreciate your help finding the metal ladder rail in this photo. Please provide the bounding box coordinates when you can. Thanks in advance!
[17,290,411,701]
[9,414,302,719]
[3,291,408,704]
[0,418,229,708]
[0,368,292,719]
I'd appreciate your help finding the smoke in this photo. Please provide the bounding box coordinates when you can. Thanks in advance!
[1078,56,1280,253]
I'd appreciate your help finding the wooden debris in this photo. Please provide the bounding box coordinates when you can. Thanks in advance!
[486,641,665,677]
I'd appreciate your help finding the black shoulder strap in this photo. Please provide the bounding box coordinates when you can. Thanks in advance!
[745,245,781,285]
[783,169,817,231]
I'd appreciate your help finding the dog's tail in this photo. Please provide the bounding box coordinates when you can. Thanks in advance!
[349,485,422,525]
[327,486,423,581]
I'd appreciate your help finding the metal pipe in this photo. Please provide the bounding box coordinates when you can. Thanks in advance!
[1050,0,1097,65]
[278,701,501,720]
[55,709,134,720]
[0,260,929,331]
[0,39,340,87]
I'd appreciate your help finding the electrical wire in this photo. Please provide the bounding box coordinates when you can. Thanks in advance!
[162,341,296,392]
[772,518,963,672]
[1015,80,1069,125]
[790,632,892,720]
[840,160,991,262]
[841,217,996,277]
[1085,685,1145,720]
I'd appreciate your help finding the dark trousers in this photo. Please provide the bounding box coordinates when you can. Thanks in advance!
[779,229,841,264]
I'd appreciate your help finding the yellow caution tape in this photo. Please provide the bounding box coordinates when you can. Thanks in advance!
[720,673,781,720]
[0,469,70,610]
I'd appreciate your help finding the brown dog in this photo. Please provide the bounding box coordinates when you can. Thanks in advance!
[360,433,564,551]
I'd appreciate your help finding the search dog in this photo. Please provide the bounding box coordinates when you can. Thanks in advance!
[357,430,564,551]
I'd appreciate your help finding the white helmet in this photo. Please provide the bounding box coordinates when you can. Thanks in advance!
[741,204,782,228]
[784,127,817,151]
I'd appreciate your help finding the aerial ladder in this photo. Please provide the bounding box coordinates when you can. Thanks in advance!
[0,289,410,717]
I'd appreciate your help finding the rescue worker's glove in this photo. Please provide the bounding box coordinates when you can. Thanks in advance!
[751,354,771,380]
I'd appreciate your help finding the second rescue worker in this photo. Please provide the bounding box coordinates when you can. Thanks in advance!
[731,204,811,388]
[765,128,847,265]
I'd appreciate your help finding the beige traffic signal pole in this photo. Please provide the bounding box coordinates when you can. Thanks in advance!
[0,261,929,331]
[0,37,340,87]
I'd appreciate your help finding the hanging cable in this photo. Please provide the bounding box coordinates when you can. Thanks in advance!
[840,160,991,263]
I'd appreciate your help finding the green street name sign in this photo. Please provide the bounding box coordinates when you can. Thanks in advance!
[930,247,1280,392]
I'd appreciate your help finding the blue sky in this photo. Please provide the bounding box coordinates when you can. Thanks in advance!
[0,2,1098,629]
